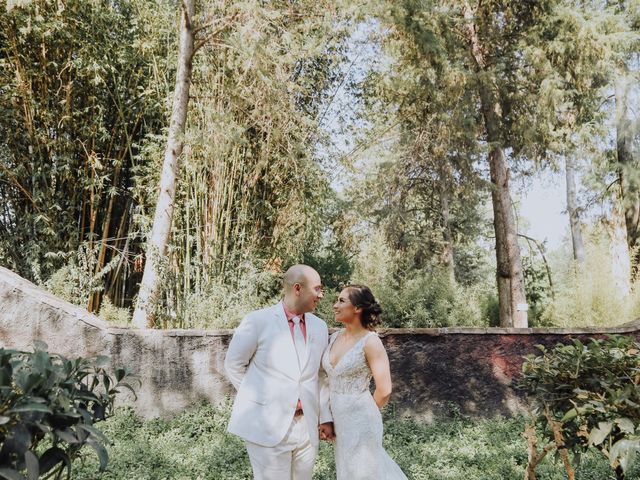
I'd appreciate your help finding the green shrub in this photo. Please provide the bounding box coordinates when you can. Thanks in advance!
[177,267,281,329]
[542,233,640,327]
[522,254,555,327]
[44,243,120,309]
[0,343,137,479]
[350,230,488,327]
[314,294,339,327]
[98,298,132,326]
[70,401,640,479]
[72,402,252,480]
[520,336,640,479]
[371,269,484,328]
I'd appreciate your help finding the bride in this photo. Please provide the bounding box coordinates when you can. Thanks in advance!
[321,285,407,479]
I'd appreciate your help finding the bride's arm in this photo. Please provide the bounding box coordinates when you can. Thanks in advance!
[364,335,392,409]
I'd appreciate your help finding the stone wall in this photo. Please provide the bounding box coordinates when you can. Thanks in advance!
[1,266,638,419]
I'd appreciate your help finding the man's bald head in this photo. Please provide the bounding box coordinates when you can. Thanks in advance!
[282,264,323,314]
[283,264,319,291]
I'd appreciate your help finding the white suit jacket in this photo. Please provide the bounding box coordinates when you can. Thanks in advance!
[224,301,332,447]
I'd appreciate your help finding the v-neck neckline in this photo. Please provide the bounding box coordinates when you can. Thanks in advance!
[328,330,370,370]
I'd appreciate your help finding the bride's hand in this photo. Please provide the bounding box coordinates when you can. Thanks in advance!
[318,422,335,441]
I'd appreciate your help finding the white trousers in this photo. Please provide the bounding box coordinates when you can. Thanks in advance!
[244,415,317,480]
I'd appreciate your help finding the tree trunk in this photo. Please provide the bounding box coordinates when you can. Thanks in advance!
[609,186,632,298]
[462,2,528,327]
[439,163,456,284]
[133,0,196,328]
[565,155,585,264]
[615,71,640,269]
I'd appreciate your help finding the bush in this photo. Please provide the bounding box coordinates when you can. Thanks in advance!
[371,270,485,328]
[98,298,132,326]
[44,243,120,309]
[177,265,281,329]
[350,230,488,327]
[542,233,640,327]
[0,343,137,479]
[70,401,640,479]
[72,402,252,480]
[520,336,640,479]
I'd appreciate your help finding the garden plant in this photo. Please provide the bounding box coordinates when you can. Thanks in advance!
[520,335,640,480]
[0,343,137,480]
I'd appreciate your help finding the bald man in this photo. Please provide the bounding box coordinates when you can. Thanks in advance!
[225,265,334,480]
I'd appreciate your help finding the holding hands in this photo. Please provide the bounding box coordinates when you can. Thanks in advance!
[319,422,335,441]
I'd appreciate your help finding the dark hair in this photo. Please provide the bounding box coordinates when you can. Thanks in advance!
[345,284,382,330]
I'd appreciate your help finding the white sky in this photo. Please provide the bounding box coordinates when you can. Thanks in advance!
[515,171,569,251]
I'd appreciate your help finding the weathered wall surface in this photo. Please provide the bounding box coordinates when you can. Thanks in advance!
[1,266,638,419]
[0,266,233,417]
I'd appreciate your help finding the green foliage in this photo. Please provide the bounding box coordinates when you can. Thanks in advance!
[480,292,501,327]
[2,0,638,332]
[175,264,281,329]
[542,232,640,327]
[69,401,640,479]
[350,229,487,327]
[98,298,131,327]
[520,336,640,477]
[302,194,356,293]
[374,269,485,328]
[1,0,351,320]
[44,243,119,309]
[0,343,137,479]
[0,0,174,291]
[346,0,640,330]
[123,0,354,322]
[522,254,555,327]
[71,402,252,480]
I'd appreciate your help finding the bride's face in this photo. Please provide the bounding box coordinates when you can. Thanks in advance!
[333,288,361,324]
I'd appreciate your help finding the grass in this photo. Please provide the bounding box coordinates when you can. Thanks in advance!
[71,402,640,480]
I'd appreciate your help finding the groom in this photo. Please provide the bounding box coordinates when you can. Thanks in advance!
[224,264,334,480]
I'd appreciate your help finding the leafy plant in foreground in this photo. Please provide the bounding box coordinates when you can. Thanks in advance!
[520,336,640,480]
[0,342,137,480]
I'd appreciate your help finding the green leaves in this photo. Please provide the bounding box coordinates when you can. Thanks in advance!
[589,421,613,446]
[520,335,640,477]
[0,343,138,479]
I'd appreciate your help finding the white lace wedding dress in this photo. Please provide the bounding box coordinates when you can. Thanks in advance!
[322,330,408,480]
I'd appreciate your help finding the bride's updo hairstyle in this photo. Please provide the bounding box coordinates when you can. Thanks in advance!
[345,284,382,330]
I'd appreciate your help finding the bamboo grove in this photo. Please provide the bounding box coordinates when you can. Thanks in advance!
[0,0,350,327]
[1,0,639,328]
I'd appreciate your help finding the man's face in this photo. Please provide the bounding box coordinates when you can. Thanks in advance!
[296,271,324,313]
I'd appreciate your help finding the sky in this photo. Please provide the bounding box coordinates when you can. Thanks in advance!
[515,171,569,251]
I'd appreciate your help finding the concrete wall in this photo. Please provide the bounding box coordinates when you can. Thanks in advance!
[1,266,638,419]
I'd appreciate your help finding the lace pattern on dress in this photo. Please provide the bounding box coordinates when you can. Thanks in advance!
[326,331,374,395]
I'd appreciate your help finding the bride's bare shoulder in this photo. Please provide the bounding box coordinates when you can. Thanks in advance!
[363,332,385,353]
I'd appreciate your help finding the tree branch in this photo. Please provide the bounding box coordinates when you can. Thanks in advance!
[193,14,238,54]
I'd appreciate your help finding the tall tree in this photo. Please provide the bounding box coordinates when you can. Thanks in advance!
[132,0,349,327]
[375,0,569,326]
[615,70,640,265]
[132,0,238,327]
[565,155,586,264]
[132,0,197,327]
[528,0,639,284]
[459,1,528,327]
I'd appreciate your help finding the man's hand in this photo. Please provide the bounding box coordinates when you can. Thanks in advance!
[318,422,335,441]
